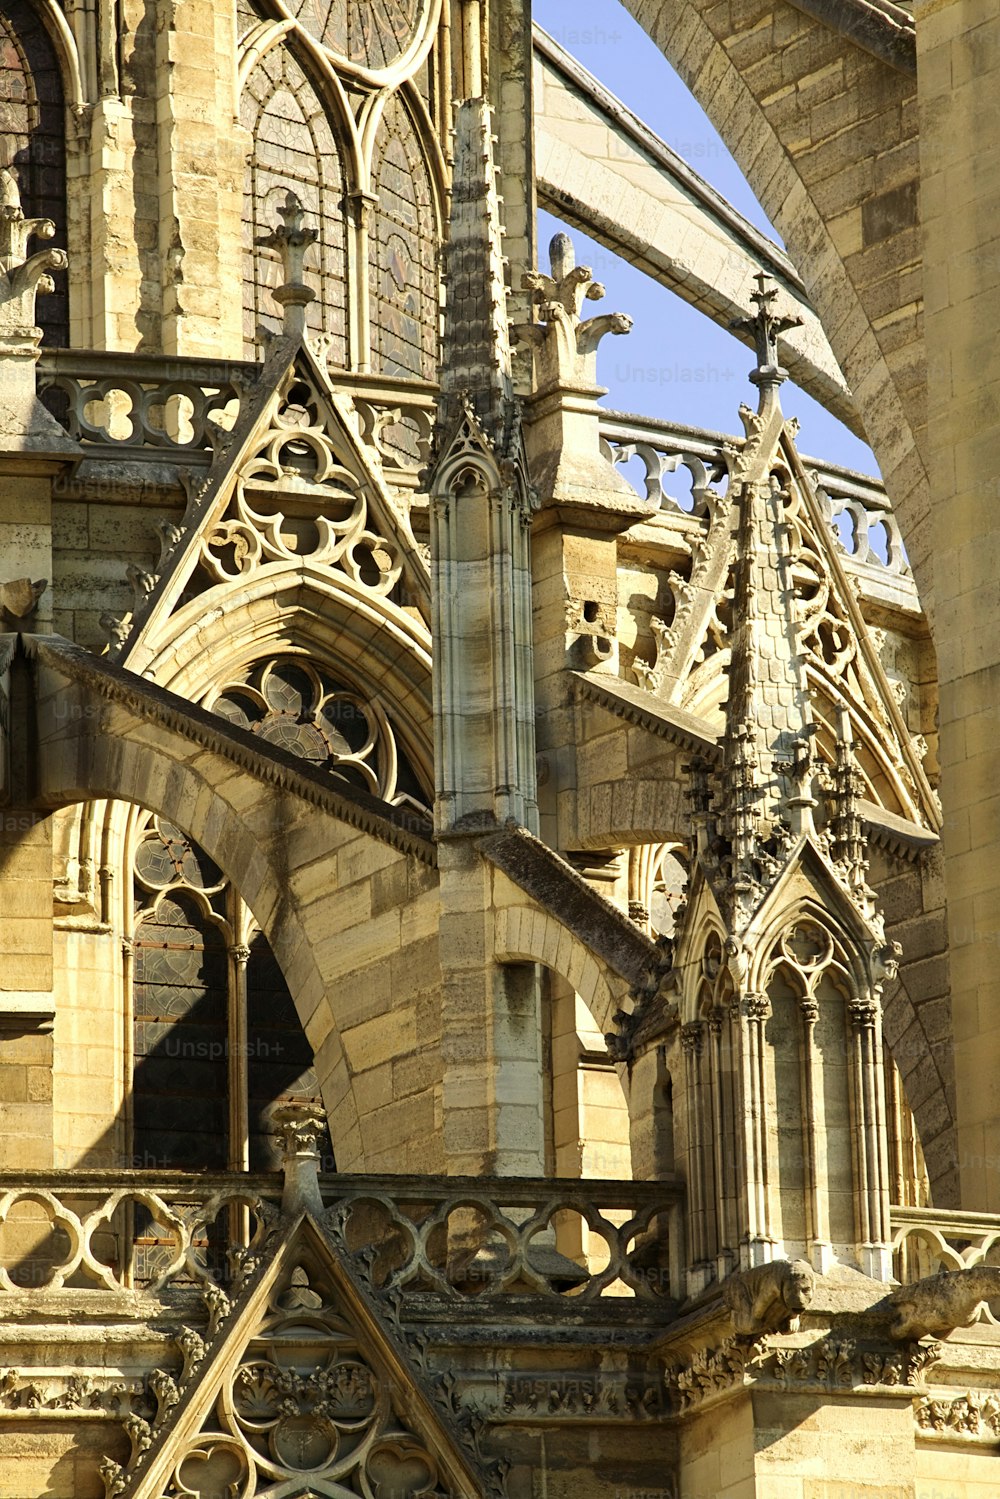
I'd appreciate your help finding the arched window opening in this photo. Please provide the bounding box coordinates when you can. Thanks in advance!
[0,0,67,346]
[130,815,334,1174]
[204,655,432,815]
[133,889,229,1171]
[241,43,348,362]
[369,90,437,380]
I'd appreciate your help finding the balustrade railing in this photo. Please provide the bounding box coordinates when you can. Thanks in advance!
[0,1171,683,1311]
[36,352,438,481]
[37,351,254,461]
[891,1205,1000,1289]
[600,410,912,581]
[35,354,907,587]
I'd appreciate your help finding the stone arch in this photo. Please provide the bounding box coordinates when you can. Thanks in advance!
[575,774,690,850]
[136,566,434,796]
[618,0,932,617]
[33,646,442,1172]
[493,902,629,1052]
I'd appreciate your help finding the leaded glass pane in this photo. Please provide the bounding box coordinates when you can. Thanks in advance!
[241,46,348,362]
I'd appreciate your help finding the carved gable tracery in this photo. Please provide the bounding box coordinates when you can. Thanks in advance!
[194,364,407,602]
[108,1218,490,1499]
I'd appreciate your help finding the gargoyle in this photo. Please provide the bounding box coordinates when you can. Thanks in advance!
[887,1266,1000,1342]
[723,1258,816,1336]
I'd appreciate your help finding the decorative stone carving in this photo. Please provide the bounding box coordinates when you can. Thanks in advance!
[665,1336,770,1411]
[915,1389,1000,1439]
[253,190,317,338]
[272,1100,328,1217]
[723,1258,816,1336]
[517,232,632,391]
[0,167,67,346]
[888,1266,1000,1341]
[106,1217,497,1499]
[668,1331,940,1414]
[0,577,46,622]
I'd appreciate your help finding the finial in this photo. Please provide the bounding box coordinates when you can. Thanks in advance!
[272,1100,327,1216]
[256,190,318,337]
[514,231,631,390]
[0,167,67,349]
[730,271,803,393]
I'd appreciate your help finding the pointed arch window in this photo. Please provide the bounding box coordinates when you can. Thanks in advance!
[0,0,67,346]
[369,91,438,380]
[241,44,349,362]
[130,815,334,1173]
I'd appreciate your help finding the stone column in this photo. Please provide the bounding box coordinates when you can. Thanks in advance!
[916,0,1000,1211]
[437,838,545,1177]
[153,0,246,357]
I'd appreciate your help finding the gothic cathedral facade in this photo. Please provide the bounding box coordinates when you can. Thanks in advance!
[0,1,999,1496]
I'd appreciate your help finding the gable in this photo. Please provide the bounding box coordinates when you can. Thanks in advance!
[106,1215,492,1499]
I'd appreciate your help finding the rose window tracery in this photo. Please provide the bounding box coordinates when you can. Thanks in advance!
[285,0,424,71]
[205,658,431,814]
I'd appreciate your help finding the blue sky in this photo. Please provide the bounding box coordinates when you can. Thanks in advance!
[532,0,878,477]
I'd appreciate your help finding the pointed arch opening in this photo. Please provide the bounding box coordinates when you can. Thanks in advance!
[369,89,439,381]
[240,39,349,361]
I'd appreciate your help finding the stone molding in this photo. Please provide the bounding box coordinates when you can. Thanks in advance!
[27,634,437,863]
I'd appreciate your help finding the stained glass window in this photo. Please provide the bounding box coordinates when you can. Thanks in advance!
[286,0,422,72]
[207,656,431,814]
[0,0,67,346]
[241,46,348,362]
[369,91,438,381]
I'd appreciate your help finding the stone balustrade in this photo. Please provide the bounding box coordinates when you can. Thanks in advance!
[600,409,914,584]
[36,351,438,478]
[0,1171,684,1312]
[36,350,253,461]
[891,1204,1000,1287]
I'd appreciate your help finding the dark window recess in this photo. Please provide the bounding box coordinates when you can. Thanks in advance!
[0,0,68,346]
[133,895,229,1171]
[247,933,336,1172]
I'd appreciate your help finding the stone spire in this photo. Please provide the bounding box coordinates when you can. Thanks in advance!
[648,275,898,1283]
[718,276,816,921]
[425,98,537,834]
[436,97,517,455]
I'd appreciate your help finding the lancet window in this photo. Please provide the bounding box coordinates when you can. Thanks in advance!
[129,814,334,1174]
[241,45,349,361]
[369,90,438,380]
[0,0,67,346]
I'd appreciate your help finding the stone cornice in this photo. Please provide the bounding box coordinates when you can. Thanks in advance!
[859,797,938,860]
[572,670,722,760]
[25,635,437,865]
